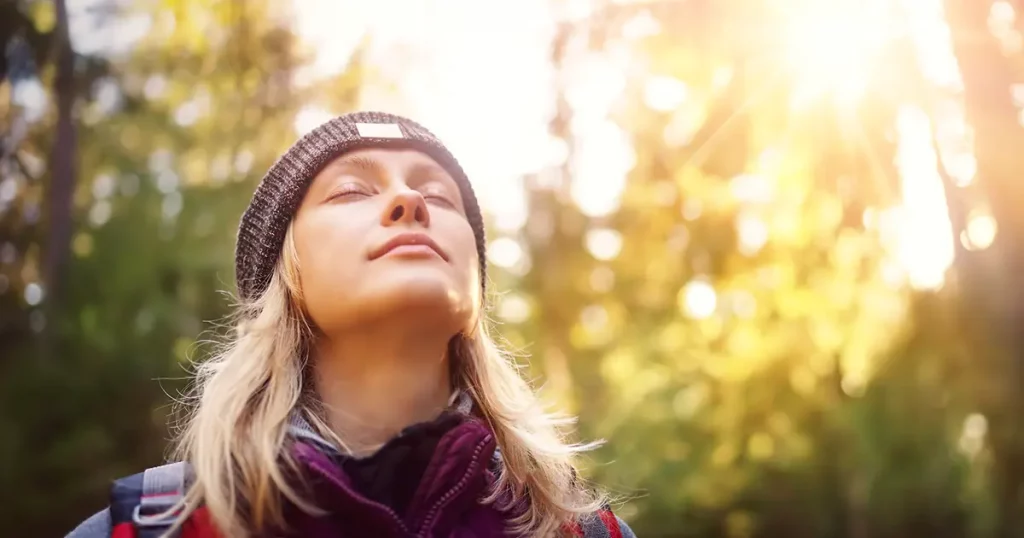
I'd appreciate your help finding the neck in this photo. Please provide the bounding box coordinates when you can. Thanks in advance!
[312,322,454,456]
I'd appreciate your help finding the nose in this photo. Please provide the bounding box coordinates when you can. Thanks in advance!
[382,189,430,228]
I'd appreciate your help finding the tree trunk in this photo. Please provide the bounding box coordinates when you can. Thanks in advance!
[43,0,77,342]
[945,1,1024,535]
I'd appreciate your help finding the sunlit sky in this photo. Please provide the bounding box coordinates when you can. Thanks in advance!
[32,0,1012,301]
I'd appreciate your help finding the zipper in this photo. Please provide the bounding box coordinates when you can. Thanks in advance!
[303,451,411,536]
[413,435,492,537]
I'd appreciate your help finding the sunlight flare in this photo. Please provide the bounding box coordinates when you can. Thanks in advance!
[781,0,891,108]
[891,106,955,290]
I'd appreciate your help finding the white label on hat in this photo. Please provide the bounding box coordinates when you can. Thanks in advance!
[355,123,404,138]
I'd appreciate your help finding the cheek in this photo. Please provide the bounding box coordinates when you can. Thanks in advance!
[293,211,364,290]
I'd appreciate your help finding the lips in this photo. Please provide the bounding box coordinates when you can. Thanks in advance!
[370,232,449,261]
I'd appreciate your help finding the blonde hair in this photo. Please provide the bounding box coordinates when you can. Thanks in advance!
[169,227,605,537]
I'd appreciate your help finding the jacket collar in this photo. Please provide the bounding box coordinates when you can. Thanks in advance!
[286,389,476,457]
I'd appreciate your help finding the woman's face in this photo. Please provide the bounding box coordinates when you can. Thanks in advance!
[292,147,480,335]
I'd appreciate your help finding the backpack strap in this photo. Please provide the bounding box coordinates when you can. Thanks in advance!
[566,504,627,538]
[109,462,191,538]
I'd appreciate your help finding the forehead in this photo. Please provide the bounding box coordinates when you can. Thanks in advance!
[324,147,448,173]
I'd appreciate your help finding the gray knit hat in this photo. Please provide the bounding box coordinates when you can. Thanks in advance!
[234,111,487,302]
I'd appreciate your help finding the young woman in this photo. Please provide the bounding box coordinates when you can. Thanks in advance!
[67,111,635,537]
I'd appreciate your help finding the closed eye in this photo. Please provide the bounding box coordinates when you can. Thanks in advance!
[420,183,459,209]
[424,193,456,208]
[326,182,374,202]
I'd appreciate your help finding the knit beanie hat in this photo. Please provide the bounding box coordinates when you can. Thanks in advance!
[234,111,487,302]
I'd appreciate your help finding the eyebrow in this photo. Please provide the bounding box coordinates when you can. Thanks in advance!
[409,161,454,182]
[330,155,386,178]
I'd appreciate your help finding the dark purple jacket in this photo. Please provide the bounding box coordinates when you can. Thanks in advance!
[67,397,635,537]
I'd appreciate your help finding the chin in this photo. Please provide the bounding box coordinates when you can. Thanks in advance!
[371,273,472,317]
[392,282,466,310]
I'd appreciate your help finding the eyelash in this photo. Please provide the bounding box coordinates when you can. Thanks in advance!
[327,183,373,201]
[423,192,455,207]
